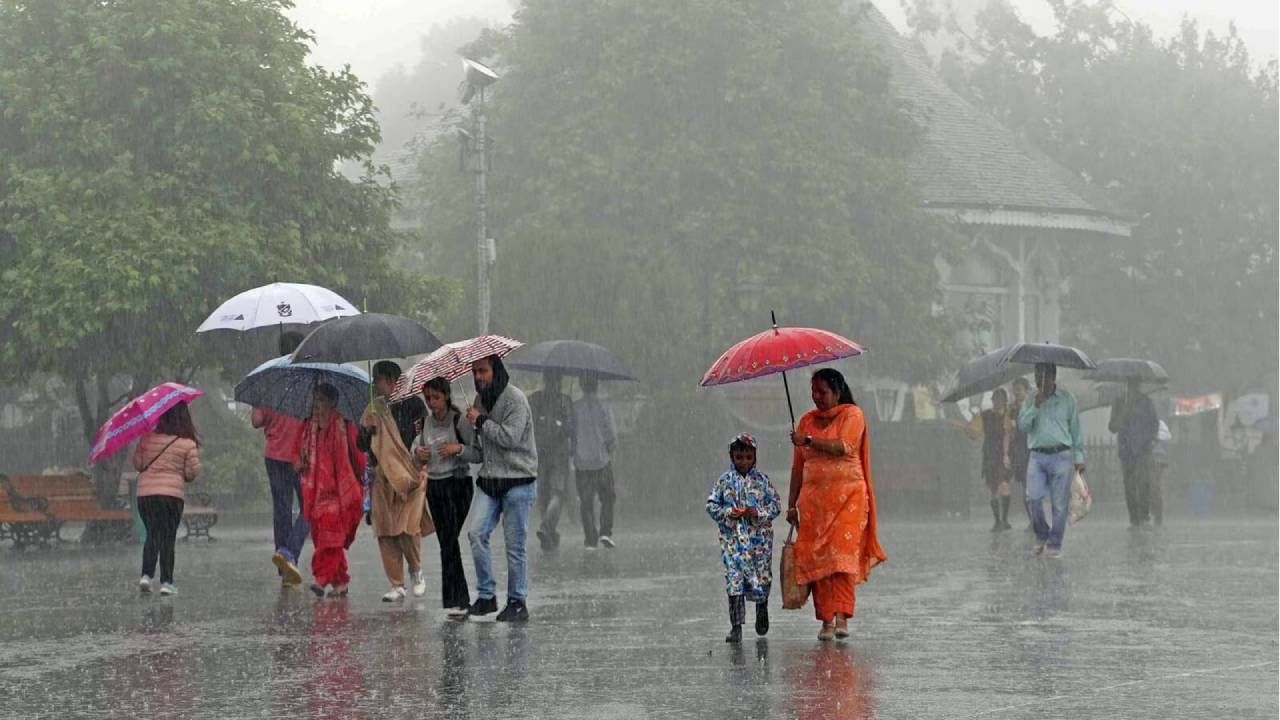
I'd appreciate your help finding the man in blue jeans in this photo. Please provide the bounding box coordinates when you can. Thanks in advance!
[466,354,538,622]
[1017,363,1085,559]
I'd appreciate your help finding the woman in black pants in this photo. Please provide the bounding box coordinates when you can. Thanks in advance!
[132,404,202,596]
[413,377,479,617]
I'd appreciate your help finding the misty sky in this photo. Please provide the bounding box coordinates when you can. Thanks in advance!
[290,0,1277,88]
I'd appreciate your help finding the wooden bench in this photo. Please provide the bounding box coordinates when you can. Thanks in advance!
[5,473,132,542]
[182,491,219,541]
[0,476,57,548]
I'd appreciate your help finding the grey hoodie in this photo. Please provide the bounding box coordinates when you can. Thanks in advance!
[471,384,539,480]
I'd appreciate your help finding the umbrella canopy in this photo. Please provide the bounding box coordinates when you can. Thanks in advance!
[1000,342,1096,370]
[1084,358,1170,385]
[390,335,523,403]
[942,346,1032,403]
[196,282,359,333]
[234,355,370,423]
[700,316,864,426]
[290,313,443,364]
[507,340,635,381]
[89,382,204,462]
[1077,382,1168,412]
[700,326,864,388]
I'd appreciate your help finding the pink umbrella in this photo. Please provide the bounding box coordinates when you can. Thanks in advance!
[89,382,204,462]
[392,335,523,402]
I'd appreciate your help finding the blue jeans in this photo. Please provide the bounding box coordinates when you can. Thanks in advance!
[1025,450,1073,550]
[266,458,308,563]
[468,481,536,602]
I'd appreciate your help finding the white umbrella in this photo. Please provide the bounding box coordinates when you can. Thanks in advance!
[196,282,359,333]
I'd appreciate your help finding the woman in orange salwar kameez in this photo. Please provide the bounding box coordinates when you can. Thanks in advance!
[297,384,366,598]
[787,368,886,641]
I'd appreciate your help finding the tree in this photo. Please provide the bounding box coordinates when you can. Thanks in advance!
[0,0,448,509]
[907,0,1279,397]
[414,0,955,382]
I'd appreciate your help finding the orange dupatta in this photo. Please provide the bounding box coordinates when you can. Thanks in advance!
[790,403,887,586]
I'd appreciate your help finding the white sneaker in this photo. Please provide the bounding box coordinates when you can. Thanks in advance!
[139,575,153,593]
[599,535,616,549]
[446,606,470,619]
[382,587,406,602]
[159,583,178,596]
[411,572,427,598]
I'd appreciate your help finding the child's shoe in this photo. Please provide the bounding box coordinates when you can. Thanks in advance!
[725,625,742,643]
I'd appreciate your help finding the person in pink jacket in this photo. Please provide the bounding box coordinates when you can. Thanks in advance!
[133,403,202,596]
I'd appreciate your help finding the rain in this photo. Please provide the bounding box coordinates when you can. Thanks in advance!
[0,0,1275,718]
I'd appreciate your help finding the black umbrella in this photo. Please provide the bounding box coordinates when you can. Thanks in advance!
[1001,342,1096,370]
[506,340,635,381]
[942,346,1031,403]
[1077,381,1168,412]
[290,313,443,364]
[1084,358,1170,384]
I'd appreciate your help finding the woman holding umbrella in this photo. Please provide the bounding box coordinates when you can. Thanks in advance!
[133,403,202,596]
[297,384,366,598]
[786,369,886,641]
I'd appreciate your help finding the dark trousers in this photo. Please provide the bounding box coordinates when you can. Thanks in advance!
[266,458,308,563]
[427,477,473,609]
[537,454,571,535]
[576,464,615,546]
[138,495,184,584]
[1120,454,1152,525]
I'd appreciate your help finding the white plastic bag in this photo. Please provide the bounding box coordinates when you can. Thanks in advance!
[1069,469,1093,523]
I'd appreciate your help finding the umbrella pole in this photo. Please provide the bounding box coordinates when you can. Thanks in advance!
[781,370,796,427]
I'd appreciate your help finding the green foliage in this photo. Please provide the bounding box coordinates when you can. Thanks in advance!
[910,0,1279,395]
[412,0,956,386]
[0,0,453,442]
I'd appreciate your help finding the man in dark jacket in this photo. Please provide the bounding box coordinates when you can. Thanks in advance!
[529,371,574,551]
[1109,381,1159,526]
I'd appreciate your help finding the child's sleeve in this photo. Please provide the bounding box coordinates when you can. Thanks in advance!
[706,474,731,523]
[759,472,782,522]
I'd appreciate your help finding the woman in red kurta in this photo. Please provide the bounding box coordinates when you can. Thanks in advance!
[297,383,366,597]
[788,368,886,641]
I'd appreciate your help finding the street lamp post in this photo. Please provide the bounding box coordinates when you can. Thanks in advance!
[461,58,499,335]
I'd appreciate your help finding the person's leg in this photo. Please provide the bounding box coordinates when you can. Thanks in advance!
[598,464,616,539]
[543,457,567,536]
[332,548,350,588]
[1136,454,1152,524]
[753,584,770,636]
[157,497,184,585]
[501,482,536,603]
[1046,452,1074,551]
[467,489,504,601]
[137,496,161,580]
[988,482,1001,531]
[429,480,471,608]
[1025,454,1052,546]
[401,533,423,595]
[728,594,745,629]
[286,467,310,561]
[577,470,598,547]
[378,536,406,588]
[266,459,292,556]
[1121,457,1142,525]
[998,481,1012,528]
[1150,464,1165,525]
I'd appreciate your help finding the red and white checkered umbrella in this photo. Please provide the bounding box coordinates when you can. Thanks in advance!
[392,335,522,402]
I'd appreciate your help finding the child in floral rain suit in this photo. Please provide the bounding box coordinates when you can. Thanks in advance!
[706,433,782,643]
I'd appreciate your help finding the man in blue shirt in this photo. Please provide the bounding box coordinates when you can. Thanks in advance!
[1017,363,1085,558]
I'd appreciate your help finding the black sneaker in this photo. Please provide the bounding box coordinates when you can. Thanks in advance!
[468,597,498,617]
[496,599,529,622]
[755,604,770,636]
[725,624,742,643]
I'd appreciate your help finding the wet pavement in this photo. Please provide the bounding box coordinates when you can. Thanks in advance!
[1,513,1276,719]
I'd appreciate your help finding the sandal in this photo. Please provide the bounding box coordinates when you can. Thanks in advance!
[834,616,850,639]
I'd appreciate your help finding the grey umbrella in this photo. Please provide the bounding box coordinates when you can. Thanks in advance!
[1001,342,1096,370]
[942,346,1031,403]
[1084,358,1170,385]
[506,340,635,381]
[290,313,443,364]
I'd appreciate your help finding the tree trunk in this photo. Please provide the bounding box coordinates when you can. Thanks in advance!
[74,372,148,544]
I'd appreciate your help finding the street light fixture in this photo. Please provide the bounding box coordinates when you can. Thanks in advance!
[460,57,500,334]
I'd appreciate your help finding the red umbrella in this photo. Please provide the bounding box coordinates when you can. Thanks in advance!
[700,313,864,425]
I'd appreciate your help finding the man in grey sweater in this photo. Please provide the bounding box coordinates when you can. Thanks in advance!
[465,354,538,622]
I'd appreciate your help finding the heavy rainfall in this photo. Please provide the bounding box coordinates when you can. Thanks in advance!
[0,0,1276,718]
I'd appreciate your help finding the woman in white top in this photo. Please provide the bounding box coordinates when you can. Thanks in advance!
[412,377,480,616]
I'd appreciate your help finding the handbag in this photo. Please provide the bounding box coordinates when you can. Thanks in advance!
[780,524,810,609]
